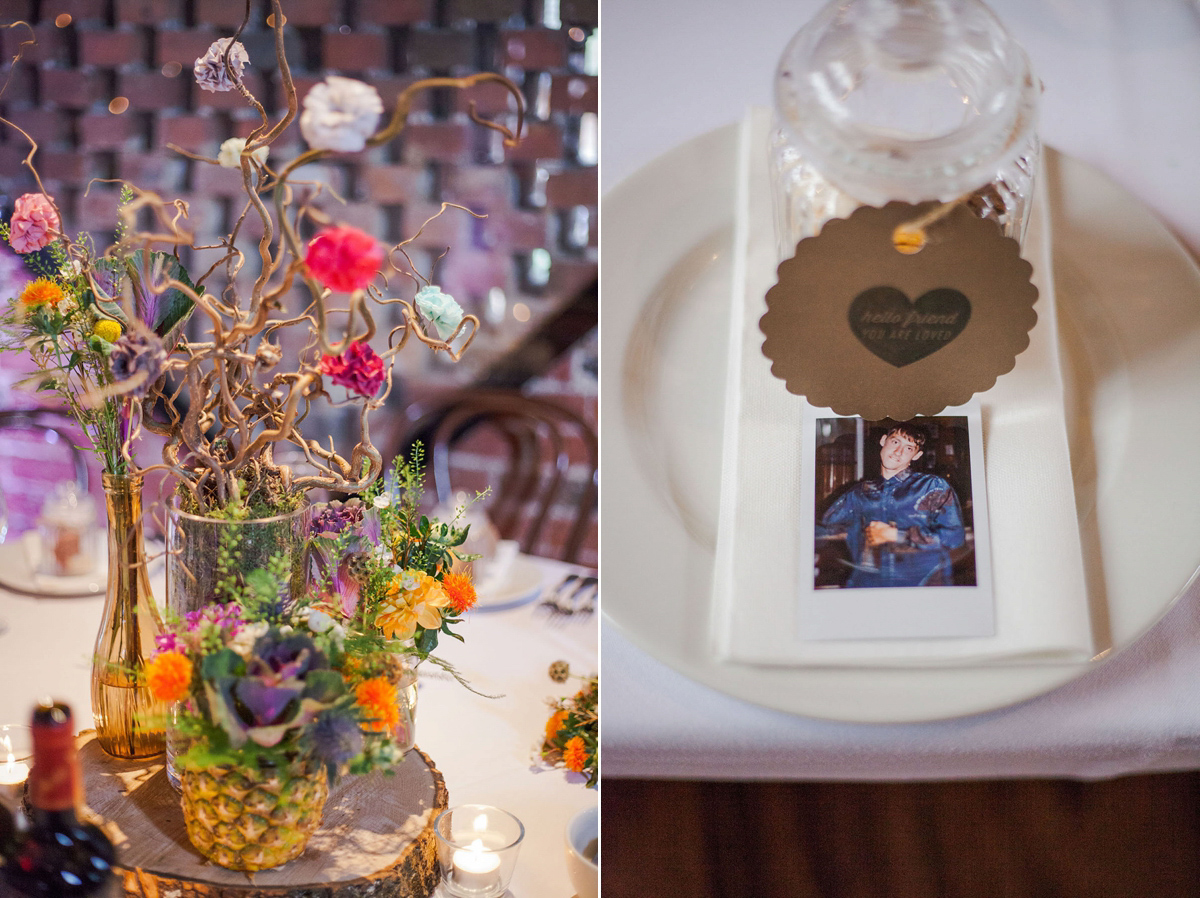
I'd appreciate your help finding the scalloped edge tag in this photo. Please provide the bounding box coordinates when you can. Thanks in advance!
[760,202,1038,420]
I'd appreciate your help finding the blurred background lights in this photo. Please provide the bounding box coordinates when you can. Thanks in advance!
[512,303,531,323]
[161,61,182,77]
[54,13,72,27]
[528,248,552,287]
[108,97,129,114]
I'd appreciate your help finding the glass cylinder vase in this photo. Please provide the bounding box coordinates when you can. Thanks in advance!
[164,501,310,787]
[91,472,167,759]
[165,502,310,617]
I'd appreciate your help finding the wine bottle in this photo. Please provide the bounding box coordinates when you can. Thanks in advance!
[0,800,17,862]
[1,701,117,897]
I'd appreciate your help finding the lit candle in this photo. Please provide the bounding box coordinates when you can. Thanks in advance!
[0,732,29,787]
[451,838,501,892]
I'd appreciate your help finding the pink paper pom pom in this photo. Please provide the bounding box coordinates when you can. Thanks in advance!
[9,193,60,254]
[305,225,384,293]
[319,341,386,398]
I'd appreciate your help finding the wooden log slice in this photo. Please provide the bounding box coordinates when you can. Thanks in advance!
[77,732,449,898]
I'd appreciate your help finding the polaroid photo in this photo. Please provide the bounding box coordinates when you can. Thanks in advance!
[797,404,995,641]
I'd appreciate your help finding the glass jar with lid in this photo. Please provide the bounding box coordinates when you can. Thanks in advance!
[769,0,1040,260]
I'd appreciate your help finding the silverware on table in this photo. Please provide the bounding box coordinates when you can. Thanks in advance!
[538,574,598,621]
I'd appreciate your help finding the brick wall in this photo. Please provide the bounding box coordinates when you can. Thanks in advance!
[0,0,597,564]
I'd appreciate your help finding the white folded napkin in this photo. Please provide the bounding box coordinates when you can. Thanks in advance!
[712,108,1094,666]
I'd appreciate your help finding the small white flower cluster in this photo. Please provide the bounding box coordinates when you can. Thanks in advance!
[299,75,384,153]
[294,606,347,647]
[217,137,269,170]
[229,621,269,658]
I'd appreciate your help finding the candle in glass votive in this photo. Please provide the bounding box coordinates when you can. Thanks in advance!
[452,838,502,891]
[0,752,30,808]
[435,804,525,898]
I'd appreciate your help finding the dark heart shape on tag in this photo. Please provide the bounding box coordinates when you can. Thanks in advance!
[848,286,972,368]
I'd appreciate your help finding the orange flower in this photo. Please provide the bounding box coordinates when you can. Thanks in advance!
[145,651,193,704]
[545,709,568,742]
[19,278,65,308]
[442,570,477,614]
[563,735,588,773]
[355,676,400,733]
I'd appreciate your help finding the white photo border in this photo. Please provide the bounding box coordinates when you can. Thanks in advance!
[796,402,995,641]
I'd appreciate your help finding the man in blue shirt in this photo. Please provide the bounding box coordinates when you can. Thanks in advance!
[817,421,966,588]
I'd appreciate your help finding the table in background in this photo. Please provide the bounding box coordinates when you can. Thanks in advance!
[0,556,596,897]
[602,0,1200,780]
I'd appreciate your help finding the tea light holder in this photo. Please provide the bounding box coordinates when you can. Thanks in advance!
[434,804,524,897]
[0,723,32,809]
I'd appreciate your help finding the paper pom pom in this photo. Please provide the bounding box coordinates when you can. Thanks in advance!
[299,76,383,153]
[9,193,60,254]
[194,38,249,93]
[305,224,383,293]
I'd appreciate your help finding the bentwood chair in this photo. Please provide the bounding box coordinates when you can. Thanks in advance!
[398,389,598,565]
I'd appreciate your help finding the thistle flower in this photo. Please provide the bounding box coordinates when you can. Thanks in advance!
[9,193,60,254]
[414,285,464,340]
[299,76,383,153]
[305,224,383,293]
[194,38,249,93]
[442,570,477,614]
[109,331,168,398]
[312,710,363,767]
[19,278,65,308]
[319,340,386,398]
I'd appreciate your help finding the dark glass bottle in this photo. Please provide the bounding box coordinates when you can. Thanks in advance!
[1,702,116,897]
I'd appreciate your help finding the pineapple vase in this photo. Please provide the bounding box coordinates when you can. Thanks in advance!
[179,755,329,871]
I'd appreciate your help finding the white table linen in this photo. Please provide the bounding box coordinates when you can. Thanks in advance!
[0,556,596,896]
[602,0,1200,780]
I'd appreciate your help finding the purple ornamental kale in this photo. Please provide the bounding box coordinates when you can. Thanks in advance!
[206,629,344,748]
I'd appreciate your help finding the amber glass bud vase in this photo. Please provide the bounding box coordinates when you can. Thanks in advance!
[91,472,166,758]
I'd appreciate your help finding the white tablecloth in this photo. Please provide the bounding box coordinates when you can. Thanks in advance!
[0,556,596,896]
[602,0,1200,780]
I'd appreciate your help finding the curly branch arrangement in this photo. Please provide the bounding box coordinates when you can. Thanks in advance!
[2,3,524,514]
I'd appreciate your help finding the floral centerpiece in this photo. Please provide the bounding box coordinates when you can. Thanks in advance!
[541,661,598,788]
[143,566,413,871]
[142,448,484,871]
[0,7,522,759]
[305,448,483,697]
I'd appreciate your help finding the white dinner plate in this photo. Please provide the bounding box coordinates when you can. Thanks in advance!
[0,533,106,597]
[474,553,544,611]
[601,124,1200,722]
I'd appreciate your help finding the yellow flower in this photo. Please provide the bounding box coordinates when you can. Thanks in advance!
[93,319,122,342]
[19,278,65,308]
[563,735,588,773]
[355,676,400,733]
[145,651,193,704]
[376,570,448,641]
